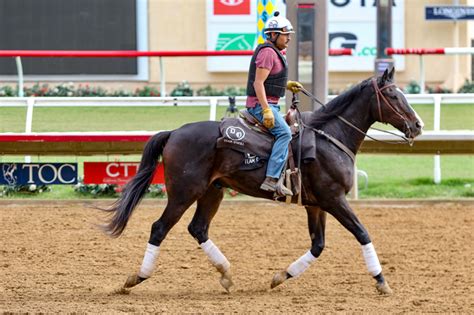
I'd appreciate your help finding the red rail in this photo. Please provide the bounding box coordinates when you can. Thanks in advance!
[386,47,474,55]
[386,48,445,55]
[0,49,353,57]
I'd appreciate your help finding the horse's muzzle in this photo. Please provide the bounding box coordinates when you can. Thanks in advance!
[406,120,423,139]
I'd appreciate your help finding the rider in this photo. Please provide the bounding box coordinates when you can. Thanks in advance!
[246,11,303,196]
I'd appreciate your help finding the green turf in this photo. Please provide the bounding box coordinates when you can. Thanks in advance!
[1,103,473,132]
[372,103,474,130]
[356,155,474,198]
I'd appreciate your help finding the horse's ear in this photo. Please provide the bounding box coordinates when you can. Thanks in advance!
[388,67,395,80]
[381,68,389,83]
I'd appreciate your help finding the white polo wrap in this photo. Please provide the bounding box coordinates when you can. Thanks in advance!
[200,239,230,272]
[138,243,160,278]
[287,250,316,278]
[361,242,382,277]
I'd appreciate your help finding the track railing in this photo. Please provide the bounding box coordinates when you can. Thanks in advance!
[385,47,474,94]
[0,49,353,97]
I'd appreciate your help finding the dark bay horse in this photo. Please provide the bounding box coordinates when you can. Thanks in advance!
[102,68,423,295]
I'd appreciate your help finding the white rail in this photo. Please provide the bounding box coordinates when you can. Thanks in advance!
[1,93,472,185]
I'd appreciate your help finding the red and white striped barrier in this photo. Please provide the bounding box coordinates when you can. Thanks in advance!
[385,47,473,95]
[386,47,474,55]
[0,49,353,58]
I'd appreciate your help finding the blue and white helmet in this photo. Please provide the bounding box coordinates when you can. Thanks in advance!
[264,11,295,35]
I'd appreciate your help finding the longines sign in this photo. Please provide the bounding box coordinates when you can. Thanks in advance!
[425,6,474,20]
[0,163,78,185]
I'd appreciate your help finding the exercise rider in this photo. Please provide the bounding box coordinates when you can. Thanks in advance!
[246,11,303,196]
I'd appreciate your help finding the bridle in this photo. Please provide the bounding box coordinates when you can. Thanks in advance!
[299,78,414,146]
[371,79,414,141]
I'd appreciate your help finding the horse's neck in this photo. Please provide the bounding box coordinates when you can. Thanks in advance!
[323,96,374,154]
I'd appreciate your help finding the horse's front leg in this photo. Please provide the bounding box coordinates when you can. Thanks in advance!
[323,196,392,295]
[271,206,326,288]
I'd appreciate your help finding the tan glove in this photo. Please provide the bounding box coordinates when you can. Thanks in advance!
[262,107,275,129]
[287,80,304,93]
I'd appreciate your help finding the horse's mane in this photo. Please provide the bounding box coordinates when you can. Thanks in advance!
[308,77,372,128]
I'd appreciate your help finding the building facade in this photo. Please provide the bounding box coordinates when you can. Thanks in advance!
[0,0,472,93]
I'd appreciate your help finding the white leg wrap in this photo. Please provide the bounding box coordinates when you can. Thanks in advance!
[287,250,317,278]
[361,243,382,277]
[138,243,160,279]
[200,239,230,272]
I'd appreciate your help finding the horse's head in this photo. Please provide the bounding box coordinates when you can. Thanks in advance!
[371,68,424,140]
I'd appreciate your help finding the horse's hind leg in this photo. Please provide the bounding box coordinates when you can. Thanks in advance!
[123,197,196,289]
[271,206,326,288]
[188,185,234,292]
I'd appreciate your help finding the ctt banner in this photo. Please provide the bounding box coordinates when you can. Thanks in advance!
[0,163,78,185]
[83,162,165,185]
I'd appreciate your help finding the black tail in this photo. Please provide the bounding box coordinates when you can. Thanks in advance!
[102,131,172,237]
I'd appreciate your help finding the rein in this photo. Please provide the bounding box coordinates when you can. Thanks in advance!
[299,80,413,145]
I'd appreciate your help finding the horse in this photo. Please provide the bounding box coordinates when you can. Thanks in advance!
[101,68,423,295]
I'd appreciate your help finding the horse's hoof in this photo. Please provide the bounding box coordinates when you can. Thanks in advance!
[123,273,145,288]
[376,281,393,295]
[219,271,234,293]
[271,270,289,289]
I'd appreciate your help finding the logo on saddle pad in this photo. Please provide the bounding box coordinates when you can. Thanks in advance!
[224,126,246,145]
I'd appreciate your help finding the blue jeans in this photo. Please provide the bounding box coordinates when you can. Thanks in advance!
[247,103,292,179]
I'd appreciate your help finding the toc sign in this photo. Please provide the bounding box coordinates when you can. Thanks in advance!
[425,6,474,20]
[0,163,77,185]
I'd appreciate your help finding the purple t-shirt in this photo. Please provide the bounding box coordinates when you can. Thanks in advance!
[246,47,285,108]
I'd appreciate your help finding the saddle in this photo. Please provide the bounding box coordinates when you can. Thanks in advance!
[216,109,317,199]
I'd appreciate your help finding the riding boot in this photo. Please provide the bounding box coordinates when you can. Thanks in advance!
[260,177,293,196]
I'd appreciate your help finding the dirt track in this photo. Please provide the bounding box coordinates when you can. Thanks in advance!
[1,200,473,313]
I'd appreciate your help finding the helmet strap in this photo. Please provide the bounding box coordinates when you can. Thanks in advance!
[270,32,280,45]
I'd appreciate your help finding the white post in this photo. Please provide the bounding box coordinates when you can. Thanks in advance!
[209,98,218,121]
[25,97,35,163]
[159,57,166,97]
[433,95,441,184]
[15,57,24,97]
[419,55,425,94]
[452,0,460,92]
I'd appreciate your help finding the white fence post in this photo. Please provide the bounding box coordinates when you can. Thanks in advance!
[209,98,218,121]
[419,55,425,93]
[159,57,166,97]
[433,95,442,184]
[15,57,24,97]
[24,97,35,163]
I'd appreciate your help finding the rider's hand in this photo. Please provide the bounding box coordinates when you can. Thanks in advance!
[287,80,304,93]
[262,107,275,129]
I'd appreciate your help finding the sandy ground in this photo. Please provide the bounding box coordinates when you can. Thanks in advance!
[0,200,473,313]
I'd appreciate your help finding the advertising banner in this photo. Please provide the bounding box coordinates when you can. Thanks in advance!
[207,0,405,72]
[0,163,78,185]
[207,0,286,72]
[83,162,165,185]
[214,0,251,15]
[425,6,474,20]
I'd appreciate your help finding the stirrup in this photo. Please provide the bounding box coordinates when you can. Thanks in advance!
[276,175,293,197]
